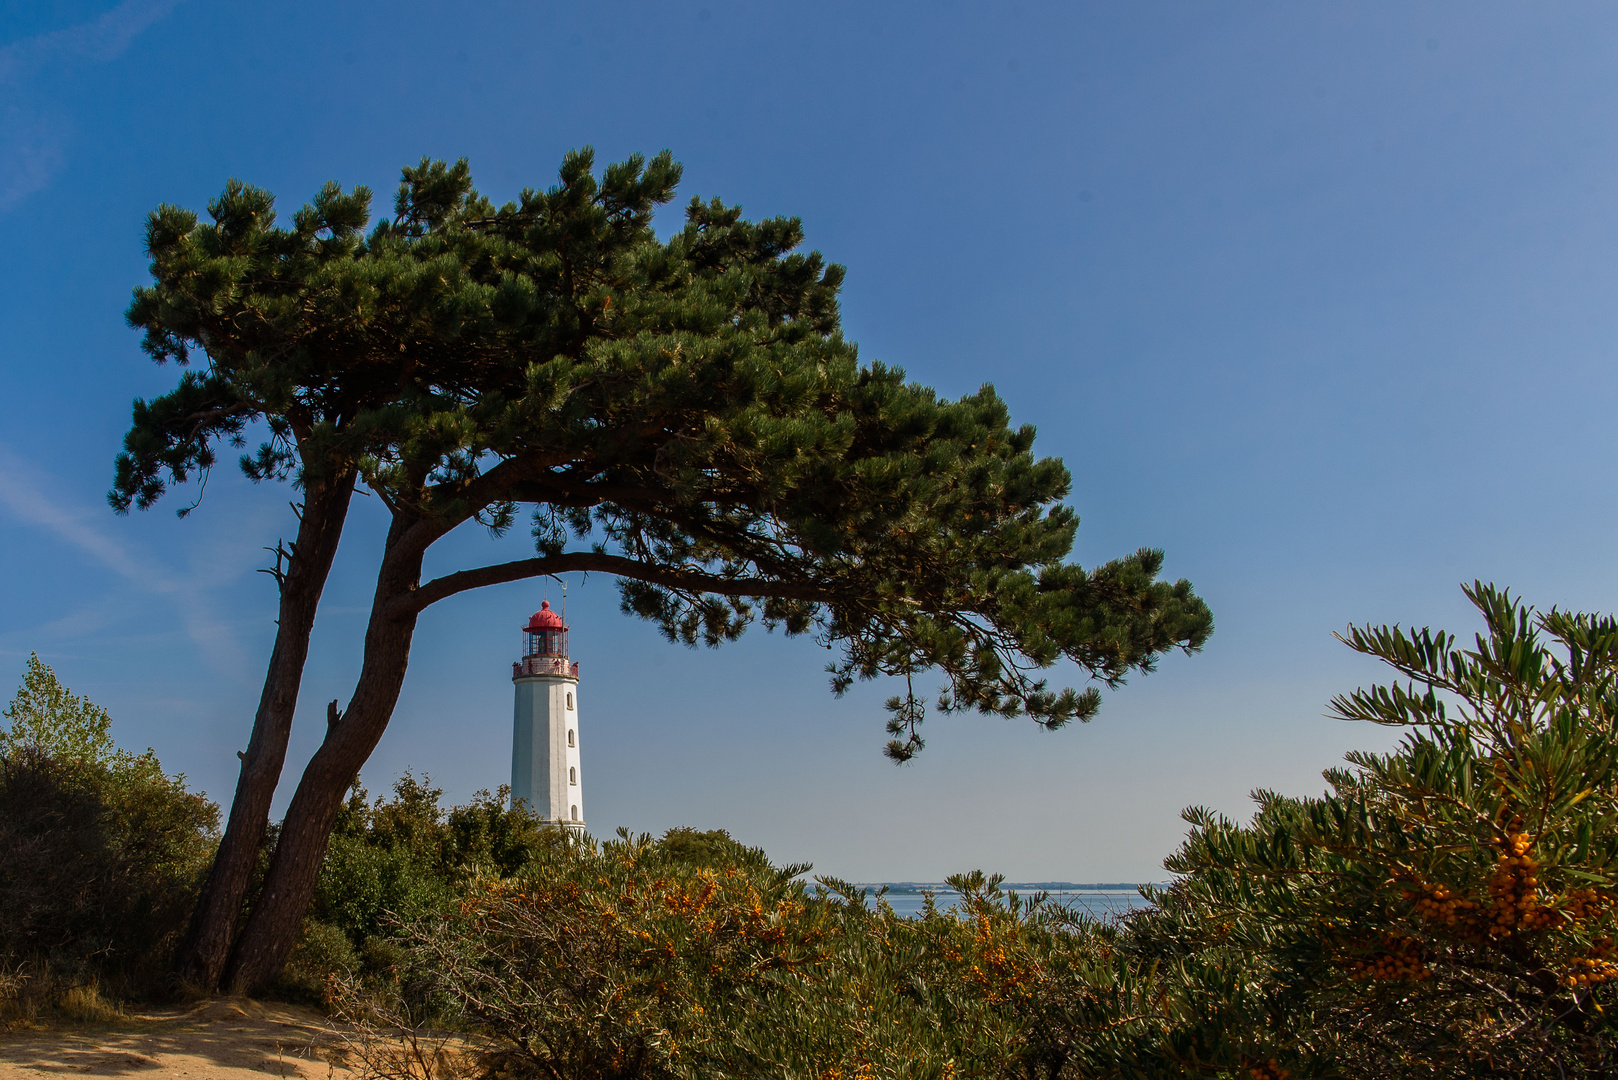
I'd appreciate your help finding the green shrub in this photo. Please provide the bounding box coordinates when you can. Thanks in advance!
[283,773,575,1002]
[652,826,775,874]
[406,829,831,1079]
[0,656,218,1021]
[279,920,361,1005]
[1109,585,1618,1078]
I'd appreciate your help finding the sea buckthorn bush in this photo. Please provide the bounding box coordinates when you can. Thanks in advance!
[374,832,907,1079]
[357,846,1192,1079]
[1119,584,1618,1078]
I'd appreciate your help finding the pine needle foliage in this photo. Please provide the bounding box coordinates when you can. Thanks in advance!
[114,149,1211,760]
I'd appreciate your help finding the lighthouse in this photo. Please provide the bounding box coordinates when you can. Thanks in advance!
[510,601,583,831]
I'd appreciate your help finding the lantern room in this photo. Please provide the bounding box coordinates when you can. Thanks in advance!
[523,601,568,659]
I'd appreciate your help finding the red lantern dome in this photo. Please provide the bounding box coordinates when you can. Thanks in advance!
[524,601,566,633]
[519,600,570,670]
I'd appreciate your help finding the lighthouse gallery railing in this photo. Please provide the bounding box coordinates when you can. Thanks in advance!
[513,657,580,678]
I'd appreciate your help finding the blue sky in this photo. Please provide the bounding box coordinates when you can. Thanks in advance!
[3,1,1618,882]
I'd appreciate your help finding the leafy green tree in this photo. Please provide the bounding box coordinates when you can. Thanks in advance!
[0,659,218,1009]
[119,149,1212,992]
[2,653,117,763]
[312,776,457,956]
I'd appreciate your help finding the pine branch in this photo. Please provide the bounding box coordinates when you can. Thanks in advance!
[394,551,840,617]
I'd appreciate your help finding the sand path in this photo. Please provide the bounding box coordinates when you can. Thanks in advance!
[0,998,359,1079]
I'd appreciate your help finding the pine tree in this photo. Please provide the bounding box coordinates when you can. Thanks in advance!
[113,178,374,989]
[117,149,1213,991]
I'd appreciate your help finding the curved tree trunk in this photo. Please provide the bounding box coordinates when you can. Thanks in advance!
[223,520,427,994]
[175,469,357,991]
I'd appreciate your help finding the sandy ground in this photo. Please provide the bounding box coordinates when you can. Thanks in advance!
[0,998,361,1079]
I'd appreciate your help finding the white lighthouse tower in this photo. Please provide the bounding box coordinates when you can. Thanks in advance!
[510,601,583,831]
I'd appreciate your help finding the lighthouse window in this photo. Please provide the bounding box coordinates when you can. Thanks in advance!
[566,692,574,710]
[571,805,578,821]
[568,729,575,747]
[569,766,577,785]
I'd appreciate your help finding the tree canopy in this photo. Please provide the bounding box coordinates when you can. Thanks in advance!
[2,653,119,765]
[116,148,1212,761]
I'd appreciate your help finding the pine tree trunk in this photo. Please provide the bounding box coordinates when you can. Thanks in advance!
[222,523,427,994]
[175,470,357,991]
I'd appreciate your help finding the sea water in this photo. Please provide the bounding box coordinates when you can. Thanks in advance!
[852,885,1156,920]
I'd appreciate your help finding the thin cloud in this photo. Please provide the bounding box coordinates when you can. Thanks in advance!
[0,445,249,675]
[0,0,183,211]
[0,108,65,210]
[0,0,183,83]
